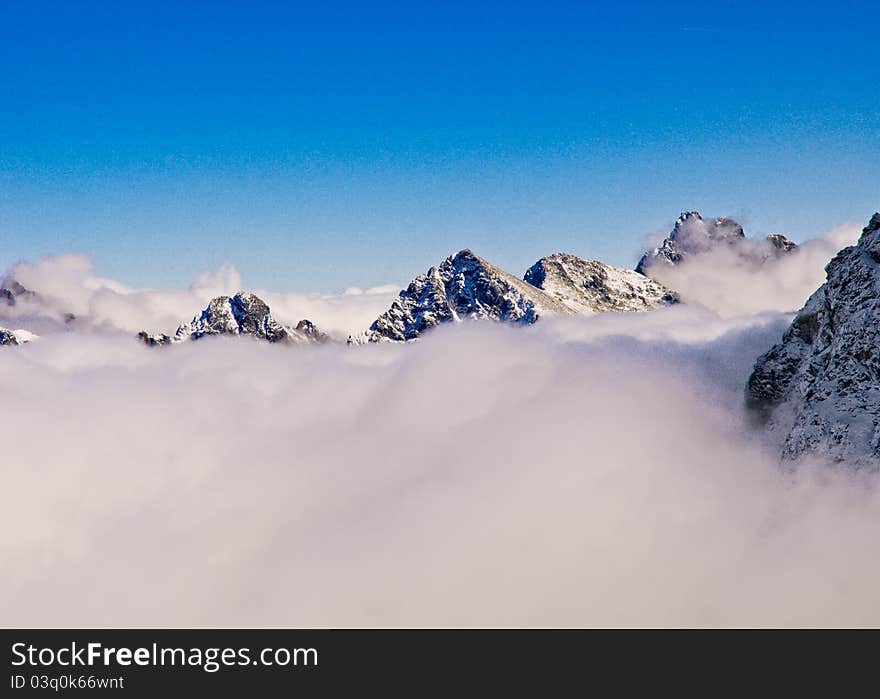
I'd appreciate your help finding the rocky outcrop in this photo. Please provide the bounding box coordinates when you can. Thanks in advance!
[525,253,678,314]
[746,212,880,465]
[139,292,328,347]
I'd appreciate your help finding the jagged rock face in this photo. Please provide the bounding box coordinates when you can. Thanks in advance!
[524,253,678,314]
[746,212,880,465]
[636,211,797,275]
[361,249,572,342]
[139,292,328,347]
[0,328,20,346]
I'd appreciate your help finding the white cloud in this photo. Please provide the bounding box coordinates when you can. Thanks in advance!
[1,306,879,626]
[2,220,877,627]
[2,256,400,338]
[646,222,861,317]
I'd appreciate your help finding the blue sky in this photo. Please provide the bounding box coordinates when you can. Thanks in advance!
[1,0,879,291]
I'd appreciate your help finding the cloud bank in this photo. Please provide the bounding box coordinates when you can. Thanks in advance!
[645,222,860,316]
[3,255,399,338]
[2,219,879,627]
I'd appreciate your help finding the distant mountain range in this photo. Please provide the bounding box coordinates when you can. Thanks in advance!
[350,249,677,343]
[14,207,880,467]
[2,210,800,350]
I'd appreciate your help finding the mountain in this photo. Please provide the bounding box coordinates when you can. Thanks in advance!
[636,211,798,275]
[0,280,33,307]
[139,292,328,347]
[746,212,880,465]
[524,253,678,314]
[356,249,574,343]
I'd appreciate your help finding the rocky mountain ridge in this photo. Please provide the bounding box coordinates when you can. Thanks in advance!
[746,212,880,465]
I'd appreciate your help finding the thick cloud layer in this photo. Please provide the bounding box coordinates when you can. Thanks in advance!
[3,306,880,626]
[3,221,879,627]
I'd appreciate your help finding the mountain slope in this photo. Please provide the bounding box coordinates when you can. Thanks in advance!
[746,212,880,465]
[524,253,678,314]
[358,249,573,342]
[139,292,328,346]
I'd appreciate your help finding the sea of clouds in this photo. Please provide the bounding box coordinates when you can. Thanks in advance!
[4,219,880,627]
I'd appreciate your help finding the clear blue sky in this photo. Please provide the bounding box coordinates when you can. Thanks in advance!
[1,0,879,291]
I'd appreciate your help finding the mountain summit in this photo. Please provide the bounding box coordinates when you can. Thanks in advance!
[139,292,327,346]
[746,212,880,465]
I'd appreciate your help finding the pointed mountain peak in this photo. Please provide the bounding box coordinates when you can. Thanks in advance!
[451,248,478,259]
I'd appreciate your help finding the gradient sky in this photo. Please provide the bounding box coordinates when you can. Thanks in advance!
[2,0,879,291]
